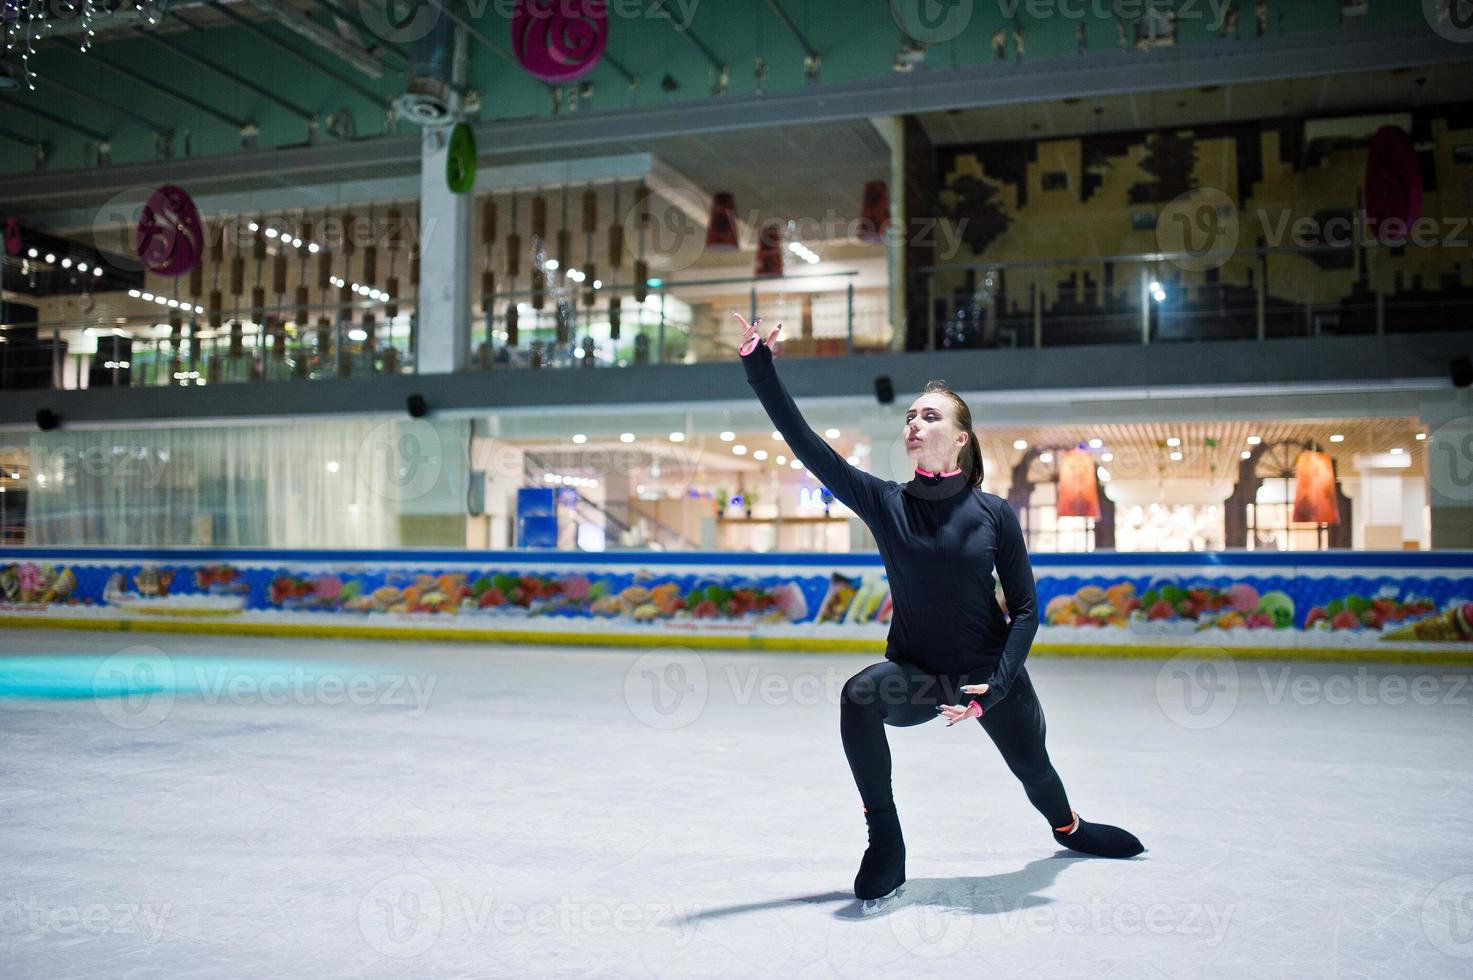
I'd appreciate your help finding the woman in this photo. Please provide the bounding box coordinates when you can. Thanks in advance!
[734,313,1144,905]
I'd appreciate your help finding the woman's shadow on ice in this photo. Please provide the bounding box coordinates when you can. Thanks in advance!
[678,851,1103,925]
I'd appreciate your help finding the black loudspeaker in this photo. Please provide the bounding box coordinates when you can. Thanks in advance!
[36,408,60,431]
[874,375,894,405]
[1452,357,1473,389]
[407,393,428,417]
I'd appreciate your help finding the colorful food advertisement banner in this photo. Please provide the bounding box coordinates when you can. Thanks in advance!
[2,549,1472,657]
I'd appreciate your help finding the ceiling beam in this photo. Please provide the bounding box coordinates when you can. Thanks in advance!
[201,1,392,107]
[243,0,392,79]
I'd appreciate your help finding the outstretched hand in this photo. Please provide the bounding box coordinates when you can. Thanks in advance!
[732,312,781,357]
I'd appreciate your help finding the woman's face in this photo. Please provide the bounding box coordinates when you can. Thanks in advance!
[903,393,966,464]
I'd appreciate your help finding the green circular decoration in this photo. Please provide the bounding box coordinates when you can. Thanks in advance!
[446,122,477,194]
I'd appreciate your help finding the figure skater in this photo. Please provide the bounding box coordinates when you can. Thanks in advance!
[734,313,1144,905]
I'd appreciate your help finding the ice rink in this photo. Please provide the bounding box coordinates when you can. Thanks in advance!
[3,628,1472,978]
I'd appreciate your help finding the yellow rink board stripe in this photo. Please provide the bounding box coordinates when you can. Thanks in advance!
[4,615,1473,666]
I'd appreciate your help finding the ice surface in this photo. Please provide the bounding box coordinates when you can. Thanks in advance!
[2,629,1471,978]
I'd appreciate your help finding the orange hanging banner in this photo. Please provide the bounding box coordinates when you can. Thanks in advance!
[1056,449,1101,518]
[1292,449,1340,524]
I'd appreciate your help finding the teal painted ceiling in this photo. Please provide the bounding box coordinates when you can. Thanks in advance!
[0,0,1439,178]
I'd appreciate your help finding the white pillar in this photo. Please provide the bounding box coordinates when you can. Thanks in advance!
[417,126,472,375]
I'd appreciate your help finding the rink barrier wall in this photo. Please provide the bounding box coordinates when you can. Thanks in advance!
[3,548,1473,665]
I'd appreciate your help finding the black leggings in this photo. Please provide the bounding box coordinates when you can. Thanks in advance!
[839,658,1072,828]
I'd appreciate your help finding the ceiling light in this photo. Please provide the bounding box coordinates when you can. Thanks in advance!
[669,432,685,442]
[720,431,735,442]
[824,428,840,439]
[620,432,635,443]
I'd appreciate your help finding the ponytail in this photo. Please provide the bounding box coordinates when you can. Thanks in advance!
[921,379,985,489]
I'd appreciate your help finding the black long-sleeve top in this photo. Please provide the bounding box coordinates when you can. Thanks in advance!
[742,341,1037,714]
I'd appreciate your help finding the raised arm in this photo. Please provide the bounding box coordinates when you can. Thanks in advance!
[735,314,890,527]
[973,498,1038,714]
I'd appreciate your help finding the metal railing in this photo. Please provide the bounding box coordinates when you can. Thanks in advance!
[919,242,1472,350]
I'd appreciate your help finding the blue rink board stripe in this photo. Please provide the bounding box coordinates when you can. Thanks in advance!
[4,548,1473,570]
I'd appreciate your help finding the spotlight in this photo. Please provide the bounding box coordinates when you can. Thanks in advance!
[874,375,894,405]
[406,394,428,418]
[36,408,60,431]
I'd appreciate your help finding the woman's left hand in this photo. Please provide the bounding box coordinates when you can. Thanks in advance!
[938,683,989,727]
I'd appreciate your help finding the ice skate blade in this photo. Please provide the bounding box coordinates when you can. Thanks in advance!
[858,884,904,916]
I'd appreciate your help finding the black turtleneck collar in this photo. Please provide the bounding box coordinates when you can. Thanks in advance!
[903,468,971,500]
